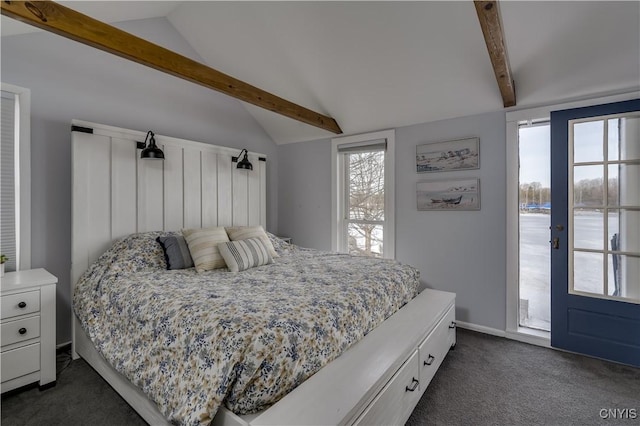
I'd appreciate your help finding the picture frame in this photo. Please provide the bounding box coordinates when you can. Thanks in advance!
[417,178,480,211]
[416,137,479,173]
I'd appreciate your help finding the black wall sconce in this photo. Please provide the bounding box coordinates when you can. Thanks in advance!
[138,131,165,160]
[232,149,253,170]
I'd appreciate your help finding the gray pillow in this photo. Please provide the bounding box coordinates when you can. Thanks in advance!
[156,236,194,270]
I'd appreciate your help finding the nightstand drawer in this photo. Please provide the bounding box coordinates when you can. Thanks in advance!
[0,342,40,383]
[1,316,40,347]
[1,291,40,320]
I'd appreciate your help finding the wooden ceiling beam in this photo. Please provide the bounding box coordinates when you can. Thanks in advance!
[1,0,343,134]
[474,1,516,108]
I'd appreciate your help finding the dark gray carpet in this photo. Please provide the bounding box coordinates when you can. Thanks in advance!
[2,329,638,425]
[406,329,640,426]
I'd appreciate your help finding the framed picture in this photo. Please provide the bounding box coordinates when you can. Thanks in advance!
[417,178,480,211]
[416,137,479,173]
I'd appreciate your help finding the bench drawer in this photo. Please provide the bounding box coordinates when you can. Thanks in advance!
[419,304,455,389]
[354,350,421,426]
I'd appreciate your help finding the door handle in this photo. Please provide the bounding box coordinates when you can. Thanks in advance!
[424,354,435,366]
[552,237,560,250]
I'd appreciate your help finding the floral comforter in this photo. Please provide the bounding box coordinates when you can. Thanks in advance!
[73,232,419,425]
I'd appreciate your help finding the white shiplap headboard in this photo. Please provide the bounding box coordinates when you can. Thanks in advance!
[71,120,267,287]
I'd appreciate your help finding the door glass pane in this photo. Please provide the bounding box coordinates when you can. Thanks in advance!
[573,165,603,206]
[608,118,619,161]
[610,255,640,299]
[347,223,383,257]
[607,255,617,296]
[608,164,619,205]
[573,209,603,250]
[518,123,551,331]
[608,210,620,251]
[619,116,640,161]
[348,151,385,221]
[618,164,640,206]
[610,209,640,253]
[574,120,603,163]
[573,251,603,295]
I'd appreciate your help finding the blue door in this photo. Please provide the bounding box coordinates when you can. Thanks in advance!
[550,99,640,367]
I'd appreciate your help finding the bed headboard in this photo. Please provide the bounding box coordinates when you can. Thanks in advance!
[71,120,267,287]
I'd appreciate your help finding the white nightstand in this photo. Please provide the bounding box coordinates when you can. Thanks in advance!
[1,268,58,393]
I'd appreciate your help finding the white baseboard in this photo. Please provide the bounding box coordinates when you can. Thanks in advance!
[456,321,551,348]
[56,340,72,350]
[455,320,505,337]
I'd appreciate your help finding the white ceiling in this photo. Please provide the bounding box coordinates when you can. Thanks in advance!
[2,1,639,144]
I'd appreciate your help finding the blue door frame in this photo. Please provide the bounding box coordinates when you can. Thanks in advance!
[550,99,640,367]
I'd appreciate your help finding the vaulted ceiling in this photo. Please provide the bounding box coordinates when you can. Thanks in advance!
[2,1,639,144]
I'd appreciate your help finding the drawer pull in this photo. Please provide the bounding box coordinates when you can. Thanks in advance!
[18,301,27,308]
[19,328,27,335]
[449,321,456,329]
[405,378,419,392]
[424,354,435,366]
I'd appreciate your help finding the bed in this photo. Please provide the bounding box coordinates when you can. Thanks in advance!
[71,121,456,425]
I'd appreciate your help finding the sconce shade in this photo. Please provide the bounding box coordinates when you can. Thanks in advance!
[236,149,253,170]
[141,131,165,160]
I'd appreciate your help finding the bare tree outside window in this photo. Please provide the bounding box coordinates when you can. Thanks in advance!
[346,150,385,257]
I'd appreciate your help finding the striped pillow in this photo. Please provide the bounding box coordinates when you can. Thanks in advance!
[225,225,278,258]
[218,237,273,272]
[182,227,230,272]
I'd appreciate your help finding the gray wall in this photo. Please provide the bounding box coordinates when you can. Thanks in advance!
[277,139,333,249]
[1,18,278,345]
[278,111,507,331]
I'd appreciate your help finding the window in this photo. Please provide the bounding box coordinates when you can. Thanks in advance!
[1,83,31,272]
[569,114,640,302]
[517,119,551,332]
[332,130,395,259]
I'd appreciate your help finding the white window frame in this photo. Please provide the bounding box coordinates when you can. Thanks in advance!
[331,129,395,259]
[505,91,638,347]
[1,82,31,270]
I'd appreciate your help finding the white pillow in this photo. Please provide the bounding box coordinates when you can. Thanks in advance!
[225,225,278,258]
[182,227,229,272]
[218,237,273,272]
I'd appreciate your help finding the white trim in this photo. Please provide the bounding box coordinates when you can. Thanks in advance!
[1,82,31,270]
[56,341,72,350]
[505,119,520,338]
[505,90,640,123]
[505,90,639,340]
[331,129,395,259]
[457,321,552,348]
[455,320,505,338]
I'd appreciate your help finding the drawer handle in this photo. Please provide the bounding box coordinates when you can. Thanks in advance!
[405,378,419,392]
[424,354,435,366]
[449,321,457,329]
[18,301,27,309]
[19,328,27,335]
